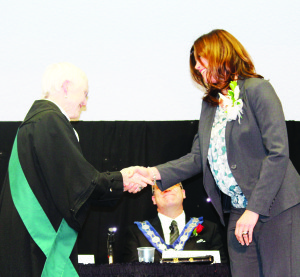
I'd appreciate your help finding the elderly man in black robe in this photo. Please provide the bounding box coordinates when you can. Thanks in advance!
[0,62,151,277]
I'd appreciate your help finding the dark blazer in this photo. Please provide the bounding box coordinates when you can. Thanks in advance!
[156,78,300,225]
[123,215,228,263]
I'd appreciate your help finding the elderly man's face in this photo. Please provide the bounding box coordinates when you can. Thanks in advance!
[152,184,186,210]
[64,79,89,119]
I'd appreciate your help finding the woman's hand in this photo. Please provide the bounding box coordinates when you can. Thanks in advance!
[126,166,161,181]
[120,166,161,193]
[235,210,259,246]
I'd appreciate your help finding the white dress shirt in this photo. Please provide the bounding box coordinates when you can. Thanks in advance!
[158,211,186,245]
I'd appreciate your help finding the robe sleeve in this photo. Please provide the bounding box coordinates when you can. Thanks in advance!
[20,110,123,231]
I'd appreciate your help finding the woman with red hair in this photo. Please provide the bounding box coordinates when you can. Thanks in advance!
[135,29,300,276]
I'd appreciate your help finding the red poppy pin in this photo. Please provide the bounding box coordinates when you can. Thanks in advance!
[193,223,204,237]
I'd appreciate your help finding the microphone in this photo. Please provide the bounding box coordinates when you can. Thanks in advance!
[169,224,174,233]
[107,227,117,264]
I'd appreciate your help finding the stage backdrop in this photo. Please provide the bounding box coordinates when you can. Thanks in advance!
[1,120,300,263]
[1,0,300,121]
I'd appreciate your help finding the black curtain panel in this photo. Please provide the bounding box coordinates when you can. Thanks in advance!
[1,121,300,264]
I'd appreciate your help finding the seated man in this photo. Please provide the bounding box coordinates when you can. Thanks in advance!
[123,183,228,263]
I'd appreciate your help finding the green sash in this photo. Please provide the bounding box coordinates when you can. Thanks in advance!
[9,132,79,276]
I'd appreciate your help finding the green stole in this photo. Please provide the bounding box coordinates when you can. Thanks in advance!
[9,132,79,276]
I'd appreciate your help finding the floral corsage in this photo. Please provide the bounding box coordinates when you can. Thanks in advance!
[192,223,204,237]
[219,80,243,123]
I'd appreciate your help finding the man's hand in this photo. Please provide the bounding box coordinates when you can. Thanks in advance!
[121,167,153,193]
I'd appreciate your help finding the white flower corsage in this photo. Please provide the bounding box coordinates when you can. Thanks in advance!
[219,81,243,123]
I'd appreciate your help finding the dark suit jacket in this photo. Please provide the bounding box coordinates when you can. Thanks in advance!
[156,78,300,225]
[123,215,228,263]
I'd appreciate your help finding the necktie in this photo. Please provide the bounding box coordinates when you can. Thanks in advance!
[169,220,179,245]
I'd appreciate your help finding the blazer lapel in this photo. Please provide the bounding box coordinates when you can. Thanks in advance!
[201,78,246,167]
[200,104,217,176]
[150,216,165,241]
[225,79,246,153]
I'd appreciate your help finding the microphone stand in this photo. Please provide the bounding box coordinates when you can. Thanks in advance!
[107,227,117,264]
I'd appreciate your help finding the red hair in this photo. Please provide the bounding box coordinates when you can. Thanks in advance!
[190,29,263,105]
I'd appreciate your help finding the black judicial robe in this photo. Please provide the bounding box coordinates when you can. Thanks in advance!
[0,100,124,277]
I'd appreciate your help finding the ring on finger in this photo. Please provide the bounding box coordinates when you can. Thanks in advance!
[242,231,248,235]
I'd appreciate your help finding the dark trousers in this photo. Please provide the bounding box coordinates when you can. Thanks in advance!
[227,204,300,277]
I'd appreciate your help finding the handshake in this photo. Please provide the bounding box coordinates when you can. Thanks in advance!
[121,166,160,193]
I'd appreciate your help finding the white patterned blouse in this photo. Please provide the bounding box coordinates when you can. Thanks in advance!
[208,106,248,208]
